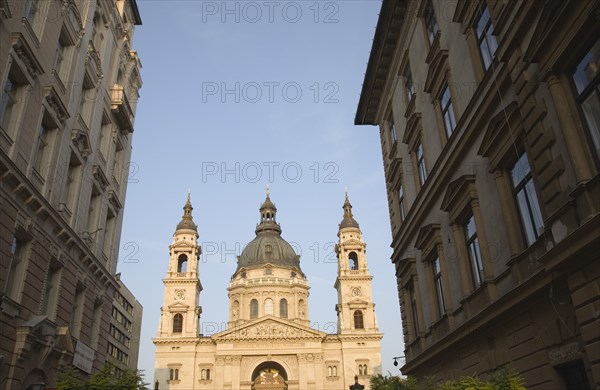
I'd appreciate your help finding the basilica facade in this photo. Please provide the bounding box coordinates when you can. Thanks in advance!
[153,193,382,390]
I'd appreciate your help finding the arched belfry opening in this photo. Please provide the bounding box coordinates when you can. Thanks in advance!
[251,361,288,390]
[349,251,359,270]
[177,254,188,272]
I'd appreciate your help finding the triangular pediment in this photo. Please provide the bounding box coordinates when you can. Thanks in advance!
[167,302,189,311]
[170,240,196,249]
[213,316,326,341]
[347,298,369,306]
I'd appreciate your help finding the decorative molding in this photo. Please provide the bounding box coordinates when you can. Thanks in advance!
[11,33,43,79]
[43,86,69,124]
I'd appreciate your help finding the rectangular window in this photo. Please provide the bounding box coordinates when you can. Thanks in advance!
[40,262,62,320]
[91,300,102,348]
[475,2,498,71]
[464,215,484,288]
[440,84,456,137]
[572,38,600,162]
[54,40,64,75]
[33,119,57,178]
[1,67,29,138]
[390,117,397,143]
[86,186,101,236]
[424,1,439,45]
[432,256,445,318]
[102,211,116,258]
[398,182,406,221]
[5,236,29,301]
[61,154,82,213]
[23,0,39,23]
[1,78,16,131]
[416,142,427,186]
[407,282,419,338]
[511,152,544,246]
[404,64,415,103]
[70,286,86,337]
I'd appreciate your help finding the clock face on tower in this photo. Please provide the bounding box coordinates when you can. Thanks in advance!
[351,287,362,297]
[175,289,185,300]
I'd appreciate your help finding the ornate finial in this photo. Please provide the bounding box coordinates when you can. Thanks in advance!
[266,184,270,197]
[345,187,349,201]
[177,192,197,231]
[339,192,360,229]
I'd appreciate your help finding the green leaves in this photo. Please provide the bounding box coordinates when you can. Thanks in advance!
[56,362,149,390]
[370,367,525,390]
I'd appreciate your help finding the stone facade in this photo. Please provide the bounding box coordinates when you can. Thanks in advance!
[153,194,383,390]
[355,0,600,388]
[0,0,142,388]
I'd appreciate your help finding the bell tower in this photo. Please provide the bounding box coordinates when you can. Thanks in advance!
[156,193,203,338]
[334,192,379,334]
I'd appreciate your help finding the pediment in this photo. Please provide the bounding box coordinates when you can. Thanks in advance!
[414,223,441,255]
[441,175,477,222]
[347,298,369,306]
[523,1,567,63]
[343,238,363,246]
[171,240,196,249]
[213,316,326,341]
[167,302,189,311]
[477,101,523,170]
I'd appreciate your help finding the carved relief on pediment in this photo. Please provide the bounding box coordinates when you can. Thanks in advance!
[219,320,320,341]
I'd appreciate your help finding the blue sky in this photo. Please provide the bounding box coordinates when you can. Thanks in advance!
[117,0,404,382]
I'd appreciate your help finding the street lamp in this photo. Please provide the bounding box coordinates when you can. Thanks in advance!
[393,356,405,367]
[28,382,46,390]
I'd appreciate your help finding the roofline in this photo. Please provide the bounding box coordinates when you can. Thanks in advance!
[354,0,407,126]
[129,0,142,25]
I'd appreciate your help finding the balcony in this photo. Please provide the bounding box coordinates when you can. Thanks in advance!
[110,84,134,133]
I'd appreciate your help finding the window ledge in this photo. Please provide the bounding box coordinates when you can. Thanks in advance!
[0,295,21,317]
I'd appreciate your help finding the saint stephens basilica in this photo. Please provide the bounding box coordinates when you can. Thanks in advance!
[153,192,383,389]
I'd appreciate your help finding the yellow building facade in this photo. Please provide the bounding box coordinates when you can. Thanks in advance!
[153,193,382,390]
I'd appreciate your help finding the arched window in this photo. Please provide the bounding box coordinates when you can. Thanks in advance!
[169,368,179,380]
[363,365,367,375]
[206,369,211,380]
[333,366,337,376]
[177,254,188,272]
[250,299,258,319]
[172,313,183,333]
[349,252,358,270]
[279,298,288,318]
[327,366,332,377]
[264,298,274,315]
[353,310,364,329]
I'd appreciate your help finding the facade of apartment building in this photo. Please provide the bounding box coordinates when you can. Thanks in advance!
[109,275,142,374]
[356,0,599,388]
[0,0,142,388]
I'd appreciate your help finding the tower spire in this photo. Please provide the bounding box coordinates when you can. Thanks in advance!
[339,191,359,229]
[176,192,197,232]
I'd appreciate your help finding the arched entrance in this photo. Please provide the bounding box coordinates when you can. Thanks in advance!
[251,361,288,390]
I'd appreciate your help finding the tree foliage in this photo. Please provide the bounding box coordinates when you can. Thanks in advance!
[371,368,525,390]
[56,362,149,390]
